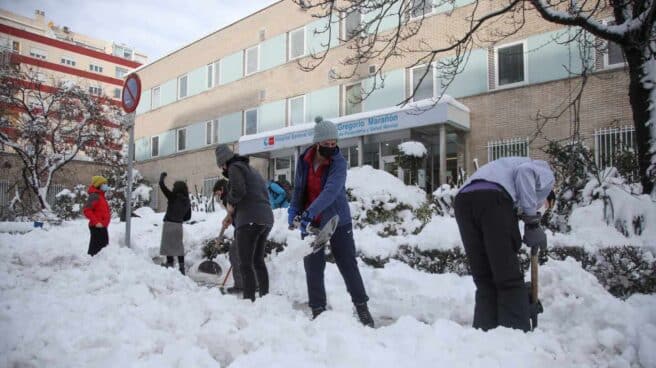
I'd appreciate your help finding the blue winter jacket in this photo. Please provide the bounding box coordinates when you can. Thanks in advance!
[289,146,351,227]
[268,181,289,209]
[460,157,555,216]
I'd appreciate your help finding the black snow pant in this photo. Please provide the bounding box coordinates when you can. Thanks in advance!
[88,226,109,256]
[304,223,369,310]
[454,190,530,332]
[166,256,185,274]
[235,224,271,301]
[229,235,243,289]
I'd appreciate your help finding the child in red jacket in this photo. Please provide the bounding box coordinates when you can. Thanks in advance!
[83,175,111,256]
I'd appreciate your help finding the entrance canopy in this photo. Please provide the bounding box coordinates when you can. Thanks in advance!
[238,95,469,156]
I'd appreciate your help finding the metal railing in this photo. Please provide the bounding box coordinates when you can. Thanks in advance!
[487,137,529,161]
[593,126,636,169]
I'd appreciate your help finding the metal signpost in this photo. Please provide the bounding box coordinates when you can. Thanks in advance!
[120,73,141,249]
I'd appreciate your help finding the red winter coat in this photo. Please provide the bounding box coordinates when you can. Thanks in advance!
[83,185,111,228]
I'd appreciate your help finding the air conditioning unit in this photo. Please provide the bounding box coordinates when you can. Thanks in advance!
[259,29,266,41]
[258,89,266,101]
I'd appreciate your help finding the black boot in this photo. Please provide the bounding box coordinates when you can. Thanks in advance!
[355,303,374,327]
[165,256,174,268]
[178,256,185,275]
[311,306,326,320]
[226,286,242,294]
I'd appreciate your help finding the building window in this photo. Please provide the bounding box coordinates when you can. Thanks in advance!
[343,11,361,39]
[288,95,305,125]
[12,41,20,53]
[213,60,220,86]
[207,63,214,88]
[495,41,527,88]
[151,86,160,109]
[411,64,435,101]
[115,67,128,78]
[487,137,529,161]
[88,86,102,96]
[178,75,188,99]
[89,64,103,73]
[594,126,636,169]
[244,108,258,135]
[113,88,121,99]
[113,45,133,60]
[206,120,220,145]
[345,83,362,115]
[203,176,220,198]
[606,41,626,68]
[151,136,159,157]
[410,0,433,19]
[29,48,47,60]
[245,45,259,76]
[177,128,187,151]
[289,27,306,60]
[61,56,76,66]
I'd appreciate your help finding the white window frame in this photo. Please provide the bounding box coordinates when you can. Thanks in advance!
[61,55,76,66]
[206,63,214,89]
[29,47,47,60]
[409,63,438,102]
[115,67,128,79]
[245,45,260,76]
[494,40,528,90]
[205,120,218,145]
[88,86,103,96]
[409,0,434,20]
[178,74,188,99]
[288,26,306,61]
[151,136,159,157]
[113,88,121,99]
[343,82,364,116]
[287,95,306,126]
[151,86,161,109]
[342,10,362,40]
[89,64,103,73]
[176,127,187,152]
[604,41,626,69]
[244,108,259,135]
[213,60,221,86]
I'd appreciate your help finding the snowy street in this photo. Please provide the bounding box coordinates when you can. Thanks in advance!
[1,205,655,368]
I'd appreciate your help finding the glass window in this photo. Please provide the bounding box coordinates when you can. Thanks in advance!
[213,60,221,86]
[177,128,186,151]
[88,86,102,96]
[497,43,525,86]
[218,115,241,143]
[607,41,625,66]
[410,0,433,18]
[151,136,159,157]
[207,63,214,88]
[113,88,121,99]
[12,40,20,52]
[344,11,361,39]
[288,95,305,125]
[212,119,219,144]
[245,109,258,135]
[89,64,103,73]
[178,75,188,99]
[206,121,213,145]
[61,56,76,66]
[151,86,160,109]
[29,48,47,60]
[362,142,379,169]
[115,67,128,78]
[411,65,434,101]
[246,46,259,75]
[347,146,359,167]
[345,84,362,115]
[289,27,305,60]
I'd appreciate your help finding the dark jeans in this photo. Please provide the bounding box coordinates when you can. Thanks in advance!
[229,236,243,288]
[88,226,108,256]
[235,224,271,301]
[304,223,369,309]
[454,190,529,332]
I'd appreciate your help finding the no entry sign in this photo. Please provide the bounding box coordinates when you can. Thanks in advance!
[121,73,142,113]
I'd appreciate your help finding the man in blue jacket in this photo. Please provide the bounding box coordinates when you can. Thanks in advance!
[288,116,374,327]
[454,157,555,332]
[268,180,290,209]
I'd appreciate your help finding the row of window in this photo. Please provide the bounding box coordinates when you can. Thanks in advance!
[23,46,129,78]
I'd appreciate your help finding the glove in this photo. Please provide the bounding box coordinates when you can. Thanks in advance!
[522,214,547,253]
[288,207,298,228]
[299,211,312,239]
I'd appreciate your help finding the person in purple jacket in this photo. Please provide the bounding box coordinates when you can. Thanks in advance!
[454,157,555,332]
[288,117,374,327]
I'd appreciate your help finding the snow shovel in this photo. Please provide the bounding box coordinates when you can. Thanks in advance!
[290,214,340,256]
[218,266,233,295]
[528,245,544,330]
[198,226,226,276]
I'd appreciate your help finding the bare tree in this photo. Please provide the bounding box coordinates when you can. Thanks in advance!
[0,61,127,215]
[292,0,656,193]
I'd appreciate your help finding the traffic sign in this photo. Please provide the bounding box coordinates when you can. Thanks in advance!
[121,73,141,113]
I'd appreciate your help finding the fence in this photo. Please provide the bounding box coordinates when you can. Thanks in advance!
[593,126,636,169]
[487,137,529,161]
[0,180,8,209]
[46,184,66,206]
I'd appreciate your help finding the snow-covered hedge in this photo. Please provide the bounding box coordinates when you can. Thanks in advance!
[52,185,88,220]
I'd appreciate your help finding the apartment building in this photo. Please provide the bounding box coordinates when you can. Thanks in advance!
[132,0,632,210]
[0,8,147,207]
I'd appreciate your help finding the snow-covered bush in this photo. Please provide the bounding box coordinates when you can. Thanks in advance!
[103,167,152,217]
[52,185,88,220]
[396,141,427,187]
[432,184,459,217]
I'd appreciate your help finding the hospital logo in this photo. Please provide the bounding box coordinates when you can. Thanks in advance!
[263,136,275,146]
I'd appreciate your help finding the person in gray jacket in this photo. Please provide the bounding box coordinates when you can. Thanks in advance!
[454,157,555,332]
[215,144,274,301]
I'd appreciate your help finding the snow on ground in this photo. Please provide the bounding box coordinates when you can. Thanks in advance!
[1,207,655,367]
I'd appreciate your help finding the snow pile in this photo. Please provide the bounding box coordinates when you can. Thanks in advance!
[132,184,152,203]
[346,165,427,210]
[397,141,427,158]
[0,213,655,367]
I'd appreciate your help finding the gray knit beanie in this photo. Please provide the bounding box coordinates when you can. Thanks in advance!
[215,144,234,167]
[313,116,338,143]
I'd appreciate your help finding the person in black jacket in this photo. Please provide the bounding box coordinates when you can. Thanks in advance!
[159,172,191,275]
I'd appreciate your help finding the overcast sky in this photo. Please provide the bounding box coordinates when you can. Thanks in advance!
[4,0,280,62]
